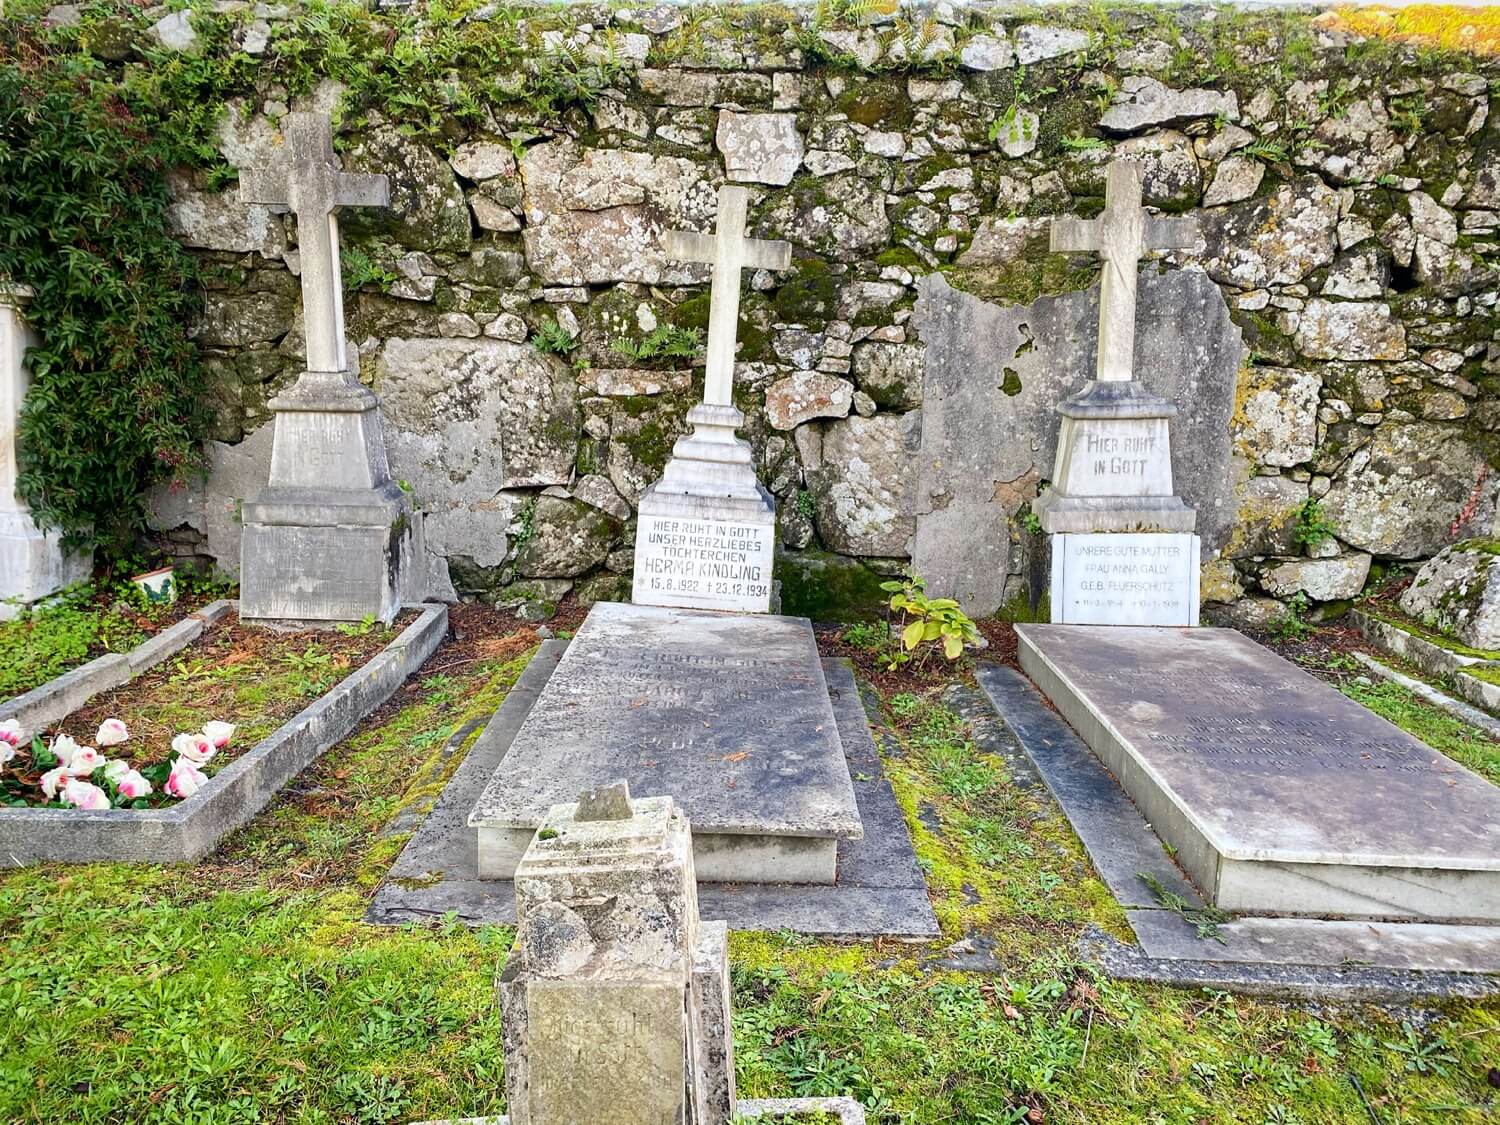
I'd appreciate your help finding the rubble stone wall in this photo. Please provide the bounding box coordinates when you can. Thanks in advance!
[141,2,1500,619]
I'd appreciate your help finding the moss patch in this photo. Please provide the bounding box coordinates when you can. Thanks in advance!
[774,550,890,622]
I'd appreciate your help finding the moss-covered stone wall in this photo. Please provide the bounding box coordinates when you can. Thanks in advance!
[17,0,1499,618]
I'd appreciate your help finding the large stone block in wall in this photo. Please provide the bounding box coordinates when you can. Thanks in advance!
[1197,177,1339,289]
[1321,422,1496,559]
[806,412,921,557]
[521,141,719,285]
[376,338,579,497]
[909,270,1244,617]
[344,127,472,253]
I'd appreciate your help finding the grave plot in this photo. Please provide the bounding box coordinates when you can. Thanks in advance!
[0,601,445,864]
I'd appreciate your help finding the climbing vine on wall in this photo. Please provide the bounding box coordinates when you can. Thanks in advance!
[0,38,206,555]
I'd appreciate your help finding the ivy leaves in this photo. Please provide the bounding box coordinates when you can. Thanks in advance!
[0,48,206,554]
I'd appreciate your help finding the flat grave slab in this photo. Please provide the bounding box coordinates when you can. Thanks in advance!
[372,646,935,937]
[1017,624,1500,922]
[468,603,862,884]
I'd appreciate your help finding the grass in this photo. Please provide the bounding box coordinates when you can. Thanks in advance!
[0,611,1497,1124]
[0,585,146,699]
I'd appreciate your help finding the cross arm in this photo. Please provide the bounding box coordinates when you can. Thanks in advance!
[664,230,716,264]
[238,167,290,209]
[742,236,792,271]
[1050,217,1100,254]
[1145,215,1198,252]
[335,172,391,211]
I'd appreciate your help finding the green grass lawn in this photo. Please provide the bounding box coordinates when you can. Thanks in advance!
[1,622,1496,1124]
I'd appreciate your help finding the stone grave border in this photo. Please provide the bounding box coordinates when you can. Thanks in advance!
[368,645,939,940]
[973,662,1500,1002]
[1,598,238,734]
[0,602,447,866]
[1351,606,1500,720]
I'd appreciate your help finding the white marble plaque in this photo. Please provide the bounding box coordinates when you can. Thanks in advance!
[633,513,774,613]
[1051,532,1199,626]
[1051,416,1176,498]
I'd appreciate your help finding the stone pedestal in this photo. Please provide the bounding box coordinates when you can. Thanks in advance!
[239,371,416,624]
[1035,381,1200,625]
[499,782,736,1125]
[0,284,90,620]
[633,403,775,614]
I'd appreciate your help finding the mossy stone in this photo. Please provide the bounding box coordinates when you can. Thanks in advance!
[775,549,891,622]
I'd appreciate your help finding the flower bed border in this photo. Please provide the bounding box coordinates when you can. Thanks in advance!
[0,603,447,866]
[1,599,241,733]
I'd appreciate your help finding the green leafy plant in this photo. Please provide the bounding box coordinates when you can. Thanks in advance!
[1139,873,1233,943]
[341,246,397,293]
[531,316,579,355]
[879,572,979,668]
[1291,498,1337,551]
[1240,138,1289,163]
[1,45,207,554]
[610,324,704,361]
[1269,592,1315,642]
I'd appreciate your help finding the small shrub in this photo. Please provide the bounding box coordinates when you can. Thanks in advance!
[879,572,979,669]
[610,324,703,361]
[1291,499,1337,552]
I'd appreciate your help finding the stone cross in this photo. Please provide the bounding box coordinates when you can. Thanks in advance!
[1049,161,1196,383]
[240,112,389,375]
[666,185,790,408]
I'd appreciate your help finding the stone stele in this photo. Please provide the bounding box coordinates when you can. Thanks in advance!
[1018,624,1500,921]
[467,601,862,884]
[236,112,419,624]
[1033,161,1203,625]
[633,185,791,614]
[0,282,91,619]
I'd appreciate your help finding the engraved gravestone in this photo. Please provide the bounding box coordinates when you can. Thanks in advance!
[633,185,791,614]
[468,602,862,884]
[0,282,91,618]
[1036,161,1201,625]
[237,112,418,624]
[1018,624,1500,921]
[498,780,736,1125]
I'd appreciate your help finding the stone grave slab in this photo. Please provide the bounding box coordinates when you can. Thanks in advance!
[468,602,863,884]
[1017,624,1500,921]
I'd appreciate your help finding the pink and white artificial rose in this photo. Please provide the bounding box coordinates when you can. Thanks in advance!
[61,778,111,810]
[165,758,207,799]
[0,718,24,750]
[40,766,70,800]
[201,721,235,749]
[171,732,216,766]
[95,718,129,747]
[102,759,152,799]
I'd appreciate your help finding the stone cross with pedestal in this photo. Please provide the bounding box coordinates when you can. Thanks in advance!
[632,185,791,614]
[236,112,417,624]
[498,780,736,1125]
[1034,161,1202,626]
[0,282,91,619]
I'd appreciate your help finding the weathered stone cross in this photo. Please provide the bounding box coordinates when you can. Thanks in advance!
[1050,161,1196,383]
[666,185,791,408]
[240,112,389,375]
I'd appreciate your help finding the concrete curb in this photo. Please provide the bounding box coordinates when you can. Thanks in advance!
[1350,607,1498,679]
[0,604,447,866]
[1351,651,1500,741]
[1,599,236,733]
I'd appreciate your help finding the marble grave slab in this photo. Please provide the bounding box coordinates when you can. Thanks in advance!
[1018,624,1500,921]
[468,603,863,884]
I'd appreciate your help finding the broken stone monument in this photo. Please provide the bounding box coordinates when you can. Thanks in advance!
[632,184,790,614]
[1034,161,1201,626]
[487,779,865,1125]
[236,112,418,624]
[0,281,91,619]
